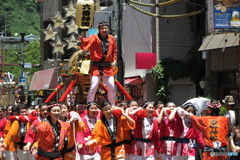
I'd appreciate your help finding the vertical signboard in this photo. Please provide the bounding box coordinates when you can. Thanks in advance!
[209,0,240,33]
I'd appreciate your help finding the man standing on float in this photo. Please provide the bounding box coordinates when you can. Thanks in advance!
[79,21,117,105]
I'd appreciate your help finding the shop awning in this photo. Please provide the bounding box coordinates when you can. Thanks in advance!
[198,33,239,51]
[125,76,144,85]
[29,68,58,91]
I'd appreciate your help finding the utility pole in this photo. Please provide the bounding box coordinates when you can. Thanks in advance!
[1,47,4,72]
[238,34,240,124]
[4,13,7,36]
[0,38,4,72]
[19,32,26,103]
[116,0,124,100]
[20,33,26,73]
[156,0,160,63]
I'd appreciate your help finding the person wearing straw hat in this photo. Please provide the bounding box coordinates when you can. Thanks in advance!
[222,95,236,131]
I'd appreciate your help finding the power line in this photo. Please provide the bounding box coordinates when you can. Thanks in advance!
[132,9,151,52]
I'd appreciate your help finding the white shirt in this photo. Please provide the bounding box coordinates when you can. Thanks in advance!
[224,110,236,130]
[142,117,153,139]
[107,119,114,131]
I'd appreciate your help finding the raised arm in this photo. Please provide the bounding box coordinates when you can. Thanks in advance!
[168,108,178,122]
[228,135,240,152]
[126,107,142,116]
[157,108,165,124]
[122,112,135,128]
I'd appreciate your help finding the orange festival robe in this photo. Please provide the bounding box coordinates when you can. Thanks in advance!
[4,120,30,152]
[90,115,135,160]
[80,34,117,76]
[191,115,228,160]
[3,120,11,138]
[61,120,85,160]
[34,120,69,160]
[34,120,85,160]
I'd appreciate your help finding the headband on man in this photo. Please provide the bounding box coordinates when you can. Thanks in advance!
[98,21,109,28]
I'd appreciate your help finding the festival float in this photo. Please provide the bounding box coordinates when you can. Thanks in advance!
[42,0,132,105]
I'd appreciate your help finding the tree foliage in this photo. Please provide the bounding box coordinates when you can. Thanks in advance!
[152,62,170,103]
[4,41,40,83]
[0,0,41,85]
[0,0,40,36]
[152,46,205,103]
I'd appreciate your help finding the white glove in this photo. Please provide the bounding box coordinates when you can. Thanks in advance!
[85,140,96,146]
[177,107,186,117]
[69,111,80,122]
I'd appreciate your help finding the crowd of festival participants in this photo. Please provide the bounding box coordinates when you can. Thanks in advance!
[0,96,239,160]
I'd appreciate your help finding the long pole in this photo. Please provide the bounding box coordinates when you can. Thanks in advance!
[20,33,25,73]
[238,34,240,124]
[1,48,4,72]
[4,13,6,36]
[156,0,160,62]
[117,0,124,100]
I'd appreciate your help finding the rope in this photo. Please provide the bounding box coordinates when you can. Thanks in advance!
[129,0,182,7]
[128,3,204,18]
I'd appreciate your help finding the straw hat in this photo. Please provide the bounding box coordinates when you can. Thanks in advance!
[222,95,235,105]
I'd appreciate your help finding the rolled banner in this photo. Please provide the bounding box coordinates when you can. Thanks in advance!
[114,80,133,101]
[44,83,64,103]
[8,116,20,121]
[29,111,40,117]
[59,80,77,102]
[99,82,108,93]
[19,115,38,123]
[112,109,122,118]
[137,109,147,118]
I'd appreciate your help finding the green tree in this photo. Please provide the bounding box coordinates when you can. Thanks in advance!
[0,0,41,85]
[4,41,40,84]
[0,0,40,36]
[152,62,170,103]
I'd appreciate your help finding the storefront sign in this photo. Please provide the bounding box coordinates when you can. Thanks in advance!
[210,0,240,32]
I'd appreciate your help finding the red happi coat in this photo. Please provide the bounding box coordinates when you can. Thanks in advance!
[130,115,158,157]
[24,118,43,144]
[80,34,117,76]
[169,113,205,156]
[157,116,177,155]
